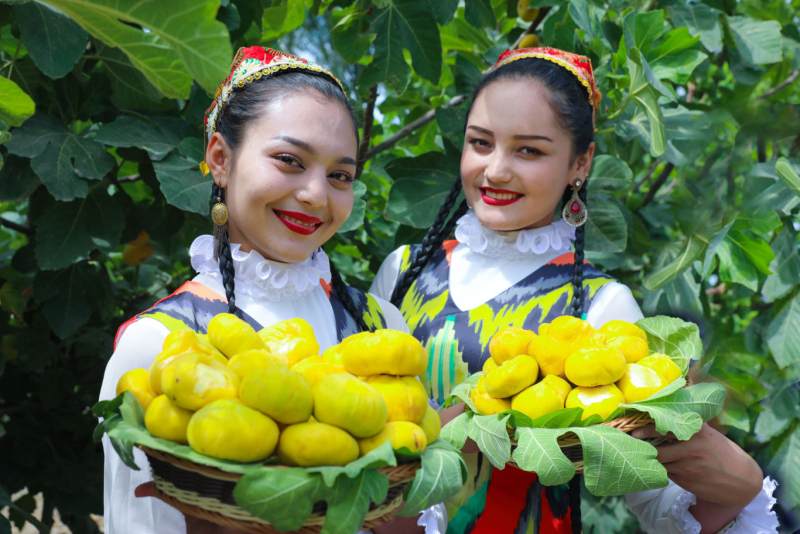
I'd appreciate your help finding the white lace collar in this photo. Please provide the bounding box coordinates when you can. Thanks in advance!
[189,235,331,302]
[454,210,575,260]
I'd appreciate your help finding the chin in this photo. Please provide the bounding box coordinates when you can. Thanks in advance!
[473,206,525,232]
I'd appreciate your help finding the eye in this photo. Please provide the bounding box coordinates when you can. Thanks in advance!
[274,154,304,168]
[329,171,354,183]
[469,138,491,149]
[520,147,542,156]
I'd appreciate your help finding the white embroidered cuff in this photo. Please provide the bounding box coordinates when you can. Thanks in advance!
[418,504,447,534]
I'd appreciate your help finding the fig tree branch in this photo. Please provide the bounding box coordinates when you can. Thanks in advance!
[640,162,675,208]
[0,217,33,235]
[510,7,551,49]
[759,70,799,99]
[356,85,378,181]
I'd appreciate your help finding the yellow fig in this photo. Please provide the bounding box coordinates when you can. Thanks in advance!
[239,366,313,424]
[566,385,625,420]
[564,347,627,387]
[291,356,348,389]
[258,318,320,366]
[187,399,279,462]
[418,405,441,444]
[482,356,498,376]
[161,353,239,411]
[321,343,345,366]
[207,313,267,358]
[278,421,359,467]
[470,376,511,416]
[489,326,536,365]
[519,34,540,48]
[116,368,157,410]
[538,323,550,336]
[366,375,429,423]
[598,320,647,342]
[616,364,668,403]
[511,381,564,421]
[122,242,154,266]
[341,330,427,377]
[606,336,649,364]
[638,353,682,384]
[313,374,388,438]
[227,349,285,380]
[517,0,539,22]
[547,316,595,345]
[358,421,427,456]
[485,354,539,398]
[149,329,227,395]
[527,335,571,377]
[540,374,572,404]
[145,395,193,444]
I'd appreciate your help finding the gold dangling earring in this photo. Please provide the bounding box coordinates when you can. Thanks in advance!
[562,179,587,227]
[211,194,229,260]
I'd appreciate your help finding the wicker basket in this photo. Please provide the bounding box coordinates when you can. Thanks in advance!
[139,445,420,533]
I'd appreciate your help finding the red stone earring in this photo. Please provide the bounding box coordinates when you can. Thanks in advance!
[562,179,587,227]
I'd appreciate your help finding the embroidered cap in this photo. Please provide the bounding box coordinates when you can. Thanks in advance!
[201,46,346,175]
[492,47,601,126]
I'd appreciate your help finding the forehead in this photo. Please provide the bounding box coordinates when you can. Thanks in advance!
[469,79,564,138]
[244,91,357,154]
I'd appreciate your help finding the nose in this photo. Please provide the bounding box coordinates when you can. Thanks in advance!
[295,170,328,209]
[484,150,513,184]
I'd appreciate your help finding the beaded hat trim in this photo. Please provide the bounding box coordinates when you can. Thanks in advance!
[201,47,345,174]
[492,47,601,126]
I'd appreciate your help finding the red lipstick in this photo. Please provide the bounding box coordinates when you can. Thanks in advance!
[273,210,323,236]
[481,187,524,206]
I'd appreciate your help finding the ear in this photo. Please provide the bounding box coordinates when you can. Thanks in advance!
[572,142,595,183]
[206,132,233,189]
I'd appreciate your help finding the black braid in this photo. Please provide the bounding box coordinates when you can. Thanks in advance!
[390,180,464,307]
[329,260,371,332]
[568,475,582,534]
[212,183,237,315]
[569,184,588,319]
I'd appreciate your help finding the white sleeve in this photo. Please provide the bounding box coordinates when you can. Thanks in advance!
[369,246,408,301]
[371,294,410,334]
[585,282,644,329]
[100,318,186,534]
[625,478,779,534]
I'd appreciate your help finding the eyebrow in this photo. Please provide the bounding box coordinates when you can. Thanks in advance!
[272,135,356,166]
[467,126,553,142]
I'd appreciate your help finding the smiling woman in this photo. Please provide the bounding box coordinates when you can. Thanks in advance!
[97,47,414,534]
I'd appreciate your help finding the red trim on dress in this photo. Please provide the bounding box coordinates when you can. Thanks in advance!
[546,252,593,267]
[321,279,332,299]
[443,240,458,267]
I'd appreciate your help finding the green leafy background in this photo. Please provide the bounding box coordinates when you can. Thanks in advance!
[0,0,798,531]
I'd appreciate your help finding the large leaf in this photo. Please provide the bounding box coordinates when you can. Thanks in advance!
[762,225,800,302]
[716,229,774,291]
[467,413,511,469]
[33,262,104,338]
[306,442,396,487]
[0,77,35,128]
[153,138,213,216]
[622,9,665,52]
[768,426,800,509]
[755,386,800,441]
[425,0,458,26]
[331,13,373,64]
[399,440,467,516]
[626,48,666,157]
[14,1,88,79]
[645,28,707,85]
[635,315,702,372]
[0,155,41,202]
[35,188,125,270]
[384,151,459,228]
[621,382,726,440]
[726,16,782,65]
[261,0,305,42]
[588,155,633,193]
[439,410,471,449]
[464,0,495,30]
[585,195,628,253]
[95,116,182,161]
[767,294,800,368]
[514,425,668,496]
[667,3,722,51]
[775,158,800,199]
[93,41,169,109]
[358,3,410,93]
[5,113,114,201]
[43,0,232,97]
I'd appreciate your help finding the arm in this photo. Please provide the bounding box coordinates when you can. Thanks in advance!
[100,319,187,534]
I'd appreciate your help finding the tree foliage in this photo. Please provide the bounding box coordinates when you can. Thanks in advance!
[0,0,798,531]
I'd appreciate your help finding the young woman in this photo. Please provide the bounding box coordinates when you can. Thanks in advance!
[371,47,778,534]
[98,47,415,534]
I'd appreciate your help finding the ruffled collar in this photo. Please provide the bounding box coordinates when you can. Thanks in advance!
[189,235,331,302]
[454,210,575,260]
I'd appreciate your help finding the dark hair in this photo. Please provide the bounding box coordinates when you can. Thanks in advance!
[212,71,368,331]
[392,57,594,322]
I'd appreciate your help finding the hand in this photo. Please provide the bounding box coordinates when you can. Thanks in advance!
[632,423,763,508]
[135,482,241,534]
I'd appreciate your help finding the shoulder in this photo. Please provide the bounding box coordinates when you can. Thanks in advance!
[585,282,644,328]
[369,245,410,300]
[101,317,170,402]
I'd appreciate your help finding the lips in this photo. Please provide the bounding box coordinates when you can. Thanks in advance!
[273,210,324,236]
[481,187,523,206]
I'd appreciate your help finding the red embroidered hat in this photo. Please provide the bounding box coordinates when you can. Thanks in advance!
[201,47,345,174]
[492,47,601,126]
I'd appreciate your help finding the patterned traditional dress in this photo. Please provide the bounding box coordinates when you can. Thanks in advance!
[394,240,615,534]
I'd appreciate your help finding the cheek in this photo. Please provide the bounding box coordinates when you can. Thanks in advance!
[330,187,355,222]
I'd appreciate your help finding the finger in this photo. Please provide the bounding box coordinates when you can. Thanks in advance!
[654,441,688,465]
[134,482,155,498]
[631,424,665,440]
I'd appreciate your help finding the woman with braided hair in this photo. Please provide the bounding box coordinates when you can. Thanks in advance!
[371,48,776,534]
[98,47,421,534]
